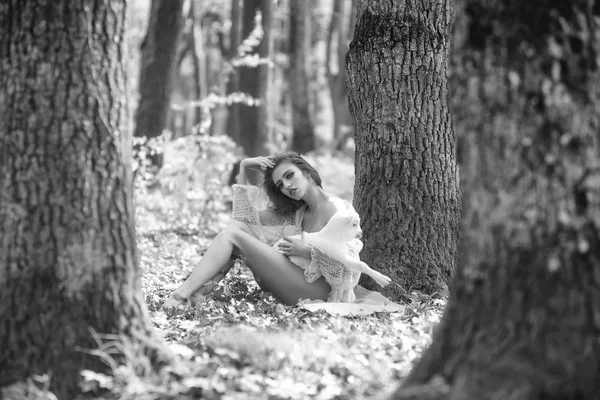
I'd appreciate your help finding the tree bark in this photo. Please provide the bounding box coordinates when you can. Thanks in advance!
[346,0,461,297]
[236,0,272,157]
[395,0,600,398]
[134,0,185,139]
[289,0,315,153]
[0,1,153,397]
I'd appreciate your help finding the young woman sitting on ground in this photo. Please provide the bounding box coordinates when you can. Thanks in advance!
[162,152,370,308]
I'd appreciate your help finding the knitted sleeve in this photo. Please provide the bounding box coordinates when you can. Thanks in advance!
[231,184,300,245]
[232,184,266,225]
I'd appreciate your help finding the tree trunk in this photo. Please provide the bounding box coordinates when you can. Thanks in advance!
[327,0,354,150]
[348,0,358,36]
[289,0,315,153]
[202,10,229,136]
[346,0,461,298]
[236,0,272,157]
[169,4,199,138]
[192,0,208,107]
[0,1,153,398]
[395,0,600,398]
[326,0,344,146]
[134,0,185,139]
[226,0,243,143]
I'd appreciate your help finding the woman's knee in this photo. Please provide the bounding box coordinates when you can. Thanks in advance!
[226,219,254,234]
[219,225,247,251]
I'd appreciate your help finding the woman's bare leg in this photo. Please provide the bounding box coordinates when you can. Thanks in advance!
[163,220,256,308]
[187,257,233,304]
[163,221,330,307]
[225,227,330,305]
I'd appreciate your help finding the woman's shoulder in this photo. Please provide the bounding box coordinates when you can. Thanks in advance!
[322,195,353,219]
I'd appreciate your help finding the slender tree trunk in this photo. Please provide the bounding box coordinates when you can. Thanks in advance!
[395,1,600,398]
[326,0,354,150]
[187,0,210,134]
[237,0,272,157]
[226,0,243,143]
[0,1,153,398]
[335,0,358,151]
[202,11,228,136]
[192,1,208,106]
[134,0,185,140]
[349,0,358,35]
[346,0,461,298]
[289,0,315,153]
[327,0,343,145]
[170,4,199,138]
[257,0,273,152]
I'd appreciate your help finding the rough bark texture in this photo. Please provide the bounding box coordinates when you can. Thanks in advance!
[394,1,600,398]
[237,0,272,157]
[134,0,184,139]
[346,0,461,298]
[289,0,315,153]
[0,1,152,397]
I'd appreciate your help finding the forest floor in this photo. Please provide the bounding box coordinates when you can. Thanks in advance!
[86,137,447,400]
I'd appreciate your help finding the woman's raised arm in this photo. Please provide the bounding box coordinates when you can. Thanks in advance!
[236,156,275,186]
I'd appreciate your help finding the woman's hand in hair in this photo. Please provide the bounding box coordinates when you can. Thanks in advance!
[241,156,275,172]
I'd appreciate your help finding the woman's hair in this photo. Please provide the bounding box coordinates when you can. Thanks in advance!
[263,152,322,214]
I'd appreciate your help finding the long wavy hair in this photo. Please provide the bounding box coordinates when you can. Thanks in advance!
[263,152,322,214]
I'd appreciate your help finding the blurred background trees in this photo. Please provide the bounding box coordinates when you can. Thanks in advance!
[129,0,357,163]
[135,0,185,143]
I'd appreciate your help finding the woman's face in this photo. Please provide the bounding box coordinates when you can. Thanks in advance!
[271,162,310,200]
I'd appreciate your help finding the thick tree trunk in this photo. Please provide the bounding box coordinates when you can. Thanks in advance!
[236,0,272,157]
[394,0,600,398]
[346,0,461,297]
[397,206,600,400]
[0,1,152,398]
[289,0,315,153]
[134,0,184,139]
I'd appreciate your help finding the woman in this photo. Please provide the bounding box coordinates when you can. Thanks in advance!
[162,152,360,307]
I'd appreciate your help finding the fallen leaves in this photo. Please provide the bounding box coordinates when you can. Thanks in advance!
[118,148,448,399]
[133,228,446,399]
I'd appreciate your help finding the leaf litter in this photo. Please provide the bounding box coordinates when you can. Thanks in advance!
[80,145,447,399]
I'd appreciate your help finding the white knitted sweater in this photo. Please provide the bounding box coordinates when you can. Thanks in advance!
[232,184,361,302]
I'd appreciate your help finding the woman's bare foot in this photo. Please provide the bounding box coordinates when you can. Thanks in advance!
[187,281,219,305]
[162,274,224,310]
[162,291,188,309]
